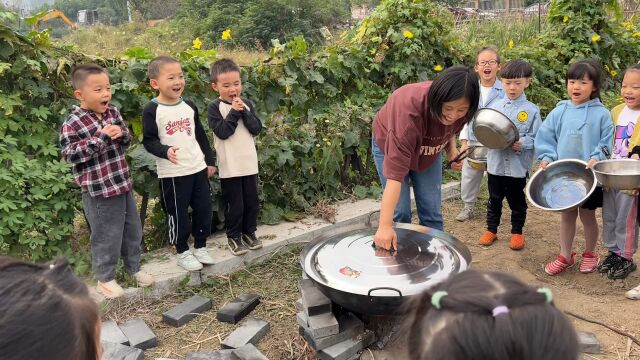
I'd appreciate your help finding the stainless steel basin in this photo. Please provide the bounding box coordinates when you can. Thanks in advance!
[526,159,597,212]
[472,108,519,150]
[593,159,640,190]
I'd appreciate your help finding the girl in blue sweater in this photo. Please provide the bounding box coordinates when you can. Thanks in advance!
[535,59,613,276]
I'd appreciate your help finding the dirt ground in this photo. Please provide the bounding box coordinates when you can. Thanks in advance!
[102,191,640,360]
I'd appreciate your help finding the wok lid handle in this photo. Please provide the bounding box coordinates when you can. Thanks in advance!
[368,286,403,297]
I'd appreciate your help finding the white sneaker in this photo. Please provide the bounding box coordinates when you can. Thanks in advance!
[134,271,154,287]
[193,247,215,265]
[455,207,473,222]
[177,250,203,271]
[626,284,640,300]
[97,280,124,299]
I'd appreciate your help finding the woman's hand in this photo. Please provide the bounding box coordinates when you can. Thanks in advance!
[374,225,398,251]
[586,158,597,169]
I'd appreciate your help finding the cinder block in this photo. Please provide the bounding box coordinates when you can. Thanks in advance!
[185,350,234,360]
[120,318,158,350]
[295,298,303,312]
[100,320,129,345]
[230,343,268,360]
[101,341,144,360]
[578,331,601,354]
[297,311,308,329]
[300,313,364,351]
[217,293,261,324]
[221,318,271,349]
[299,279,331,316]
[308,312,339,338]
[318,329,375,360]
[163,294,212,327]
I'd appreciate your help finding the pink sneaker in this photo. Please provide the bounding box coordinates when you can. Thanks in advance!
[579,252,600,273]
[544,253,576,276]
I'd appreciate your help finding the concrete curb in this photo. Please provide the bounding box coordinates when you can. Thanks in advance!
[94,181,461,302]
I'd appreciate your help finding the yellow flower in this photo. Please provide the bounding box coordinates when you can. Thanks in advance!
[403,30,414,39]
[633,32,640,38]
[591,34,601,42]
[285,85,290,95]
[192,37,202,50]
[611,70,618,77]
[222,29,232,41]
[563,15,569,23]
[433,64,443,72]
[604,64,610,72]
[326,141,332,145]
[508,39,514,49]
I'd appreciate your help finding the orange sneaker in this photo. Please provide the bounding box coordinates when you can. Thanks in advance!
[510,234,525,250]
[478,231,497,246]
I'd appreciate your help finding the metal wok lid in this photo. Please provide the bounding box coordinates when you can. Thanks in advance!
[302,224,471,297]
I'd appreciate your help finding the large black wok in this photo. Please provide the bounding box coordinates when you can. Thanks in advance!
[300,223,471,315]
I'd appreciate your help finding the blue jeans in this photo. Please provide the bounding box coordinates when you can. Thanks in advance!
[372,137,443,230]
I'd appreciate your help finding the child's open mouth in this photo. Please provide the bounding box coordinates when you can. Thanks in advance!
[100,101,109,107]
[483,69,492,75]
[172,87,182,93]
[625,96,636,102]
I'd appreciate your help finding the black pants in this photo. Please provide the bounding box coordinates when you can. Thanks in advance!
[221,174,259,238]
[486,174,527,234]
[160,169,212,253]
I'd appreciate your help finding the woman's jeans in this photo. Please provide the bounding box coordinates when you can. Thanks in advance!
[371,137,443,230]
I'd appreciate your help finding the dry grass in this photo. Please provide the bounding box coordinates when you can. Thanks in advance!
[101,244,317,359]
[310,199,337,224]
[56,22,265,64]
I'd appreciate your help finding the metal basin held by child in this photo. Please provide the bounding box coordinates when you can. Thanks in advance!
[593,159,640,190]
[467,146,488,171]
[471,108,519,150]
[526,159,597,212]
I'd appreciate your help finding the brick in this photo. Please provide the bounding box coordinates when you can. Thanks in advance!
[163,295,212,327]
[185,351,234,360]
[101,341,143,360]
[230,343,268,360]
[578,331,601,354]
[299,279,331,316]
[100,320,129,345]
[308,312,339,338]
[217,293,261,324]
[295,298,303,312]
[300,313,364,351]
[119,318,158,350]
[221,318,271,349]
[318,329,375,360]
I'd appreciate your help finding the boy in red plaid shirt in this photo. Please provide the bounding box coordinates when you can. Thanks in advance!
[60,64,153,298]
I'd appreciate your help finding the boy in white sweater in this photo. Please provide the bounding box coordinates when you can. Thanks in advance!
[207,59,263,255]
[142,56,217,271]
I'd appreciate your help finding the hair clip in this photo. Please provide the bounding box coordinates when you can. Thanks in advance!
[537,287,553,303]
[431,290,448,310]
[492,305,509,317]
[49,264,55,269]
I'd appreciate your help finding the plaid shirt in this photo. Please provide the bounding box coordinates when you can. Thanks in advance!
[60,105,133,198]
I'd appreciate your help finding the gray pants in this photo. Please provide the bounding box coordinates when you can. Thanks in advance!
[82,191,142,282]
[603,189,639,260]
[460,158,484,208]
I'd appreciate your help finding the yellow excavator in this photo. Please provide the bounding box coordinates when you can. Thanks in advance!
[33,10,77,32]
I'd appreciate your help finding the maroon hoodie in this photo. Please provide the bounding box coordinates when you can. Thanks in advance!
[372,81,465,182]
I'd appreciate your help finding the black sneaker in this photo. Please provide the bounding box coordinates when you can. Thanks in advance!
[598,252,621,273]
[227,236,249,256]
[607,258,637,280]
[242,232,263,250]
